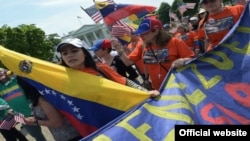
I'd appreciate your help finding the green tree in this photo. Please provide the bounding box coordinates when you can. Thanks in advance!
[182,0,200,17]
[157,2,171,25]
[169,0,199,20]
[0,24,61,66]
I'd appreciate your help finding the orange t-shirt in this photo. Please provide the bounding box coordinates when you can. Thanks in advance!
[127,38,145,75]
[128,37,195,90]
[198,5,244,51]
[79,63,126,85]
[174,31,199,50]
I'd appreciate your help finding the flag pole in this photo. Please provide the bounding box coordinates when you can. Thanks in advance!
[77,16,83,25]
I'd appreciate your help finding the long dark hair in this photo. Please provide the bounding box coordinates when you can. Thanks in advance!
[60,47,98,70]
[199,11,209,29]
[146,30,172,48]
[16,76,40,107]
[59,47,109,78]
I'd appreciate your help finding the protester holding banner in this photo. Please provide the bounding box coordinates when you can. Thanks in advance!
[16,77,82,141]
[0,68,47,141]
[0,98,28,141]
[198,0,245,51]
[56,38,159,97]
[112,18,195,90]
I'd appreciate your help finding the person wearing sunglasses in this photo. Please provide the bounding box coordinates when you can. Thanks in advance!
[198,0,245,51]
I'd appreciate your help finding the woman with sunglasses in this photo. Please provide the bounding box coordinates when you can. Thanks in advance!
[198,0,245,51]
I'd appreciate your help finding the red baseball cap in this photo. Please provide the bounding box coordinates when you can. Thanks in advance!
[133,18,163,35]
[89,39,112,51]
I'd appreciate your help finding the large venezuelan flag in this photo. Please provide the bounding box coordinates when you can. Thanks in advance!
[0,46,151,137]
[81,2,250,141]
[95,1,156,25]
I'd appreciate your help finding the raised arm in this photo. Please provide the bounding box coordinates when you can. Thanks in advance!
[111,39,135,66]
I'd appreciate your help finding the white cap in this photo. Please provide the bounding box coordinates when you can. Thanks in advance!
[56,38,90,52]
[190,17,198,21]
[199,8,206,14]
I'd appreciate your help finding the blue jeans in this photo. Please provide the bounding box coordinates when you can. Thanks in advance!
[21,124,47,141]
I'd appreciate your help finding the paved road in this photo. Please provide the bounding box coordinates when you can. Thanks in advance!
[0,124,55,141]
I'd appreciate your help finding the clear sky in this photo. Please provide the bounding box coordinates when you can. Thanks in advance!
[0,0,174,37]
